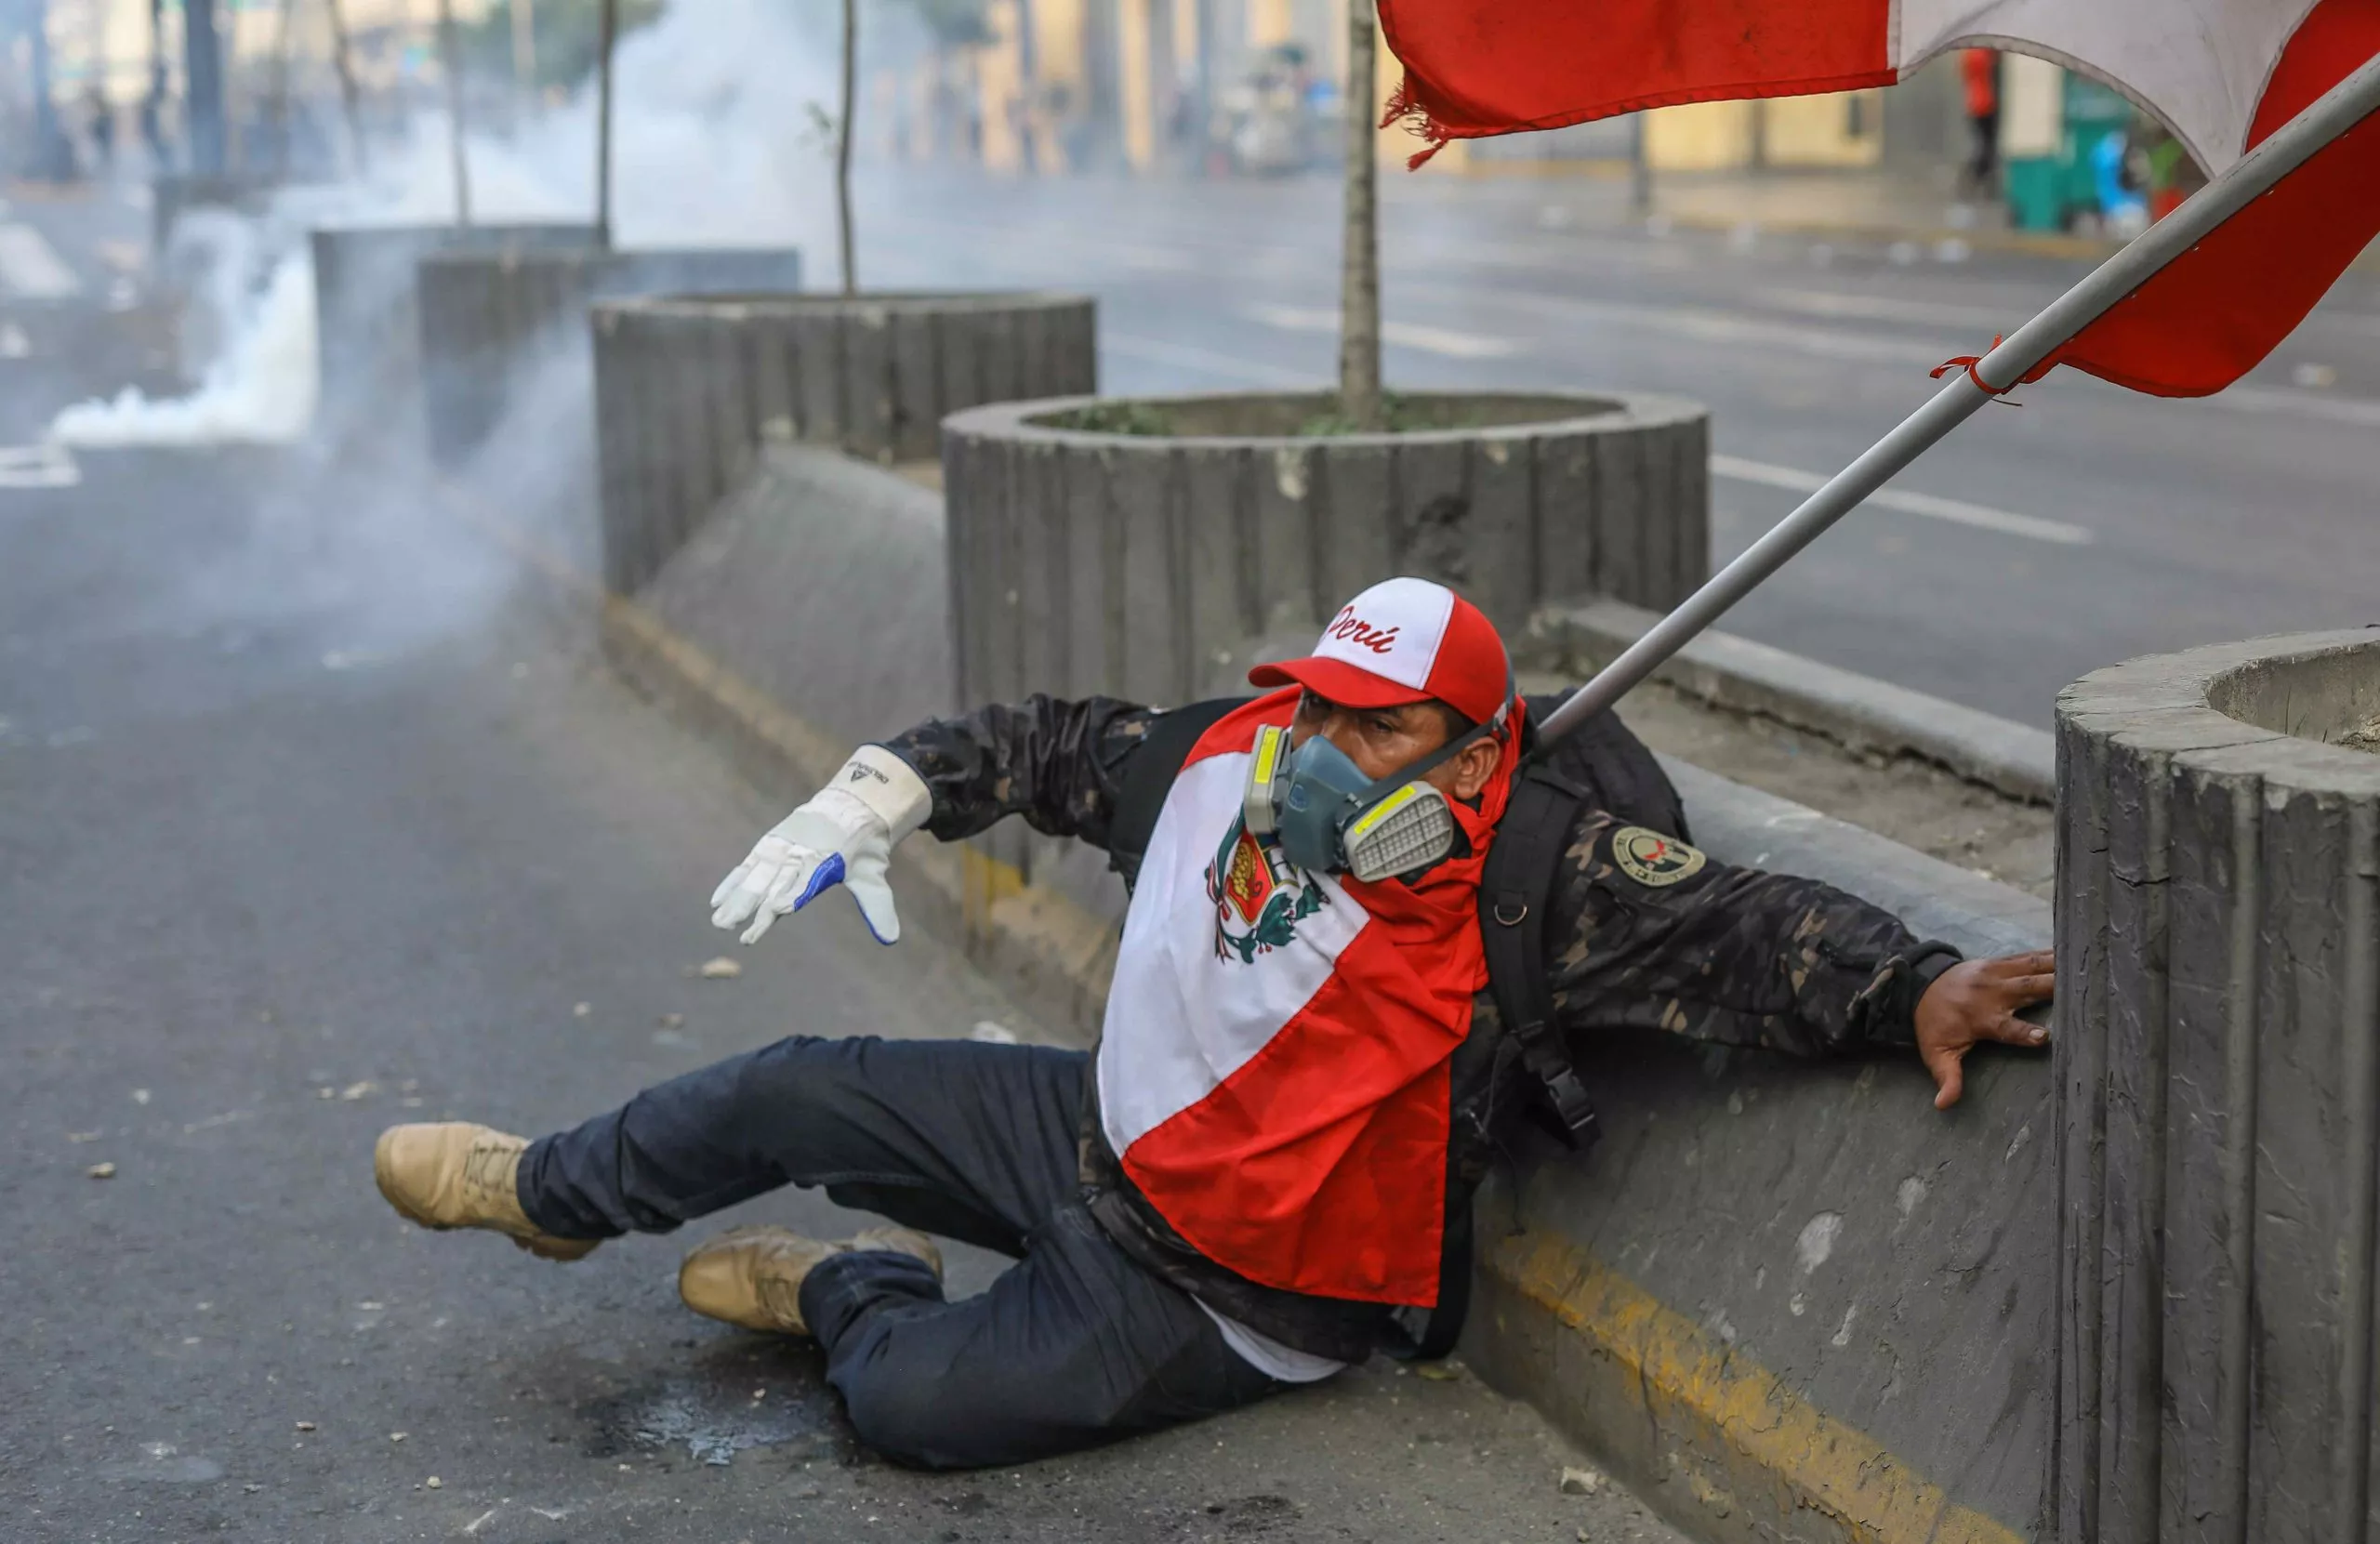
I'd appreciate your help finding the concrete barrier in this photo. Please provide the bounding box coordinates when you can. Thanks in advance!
[416,247,802,469]
[310,222,595,429]
[565,443,2060,1542]
[1536,597,2057,803]
[1471,759,2052,1544]
[2055,631,2380,1544]
[588,292,1096,594]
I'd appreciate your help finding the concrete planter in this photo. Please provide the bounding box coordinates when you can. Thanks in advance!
[2055,629,2380,1543]
[309,222,594,427]
[416,246,801,469]
[589,291,1095,593]
[940,389,1709,712]
[151,173,271,252]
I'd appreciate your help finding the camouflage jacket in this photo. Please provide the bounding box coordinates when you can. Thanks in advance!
[879,693,1959,1359]
[880,693,1957,1058]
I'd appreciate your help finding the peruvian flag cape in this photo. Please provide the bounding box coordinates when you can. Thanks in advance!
[1096,691,1514,1306]
[1378,0,2380,398]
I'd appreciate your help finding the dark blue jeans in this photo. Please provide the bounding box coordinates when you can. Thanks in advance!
[516,1036,1279,1469]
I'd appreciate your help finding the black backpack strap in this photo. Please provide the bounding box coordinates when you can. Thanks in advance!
[1105,698,1247,891]
[1388,1183,1474,1364]
[1479,759,1602,1151]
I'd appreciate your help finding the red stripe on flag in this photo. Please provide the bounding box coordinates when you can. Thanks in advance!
[1120,927,1462,1306]
[1378,0,1894,151]
[2053,0,2380,398]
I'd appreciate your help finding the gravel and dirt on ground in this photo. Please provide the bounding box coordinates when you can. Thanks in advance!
[1543,674,2056,900]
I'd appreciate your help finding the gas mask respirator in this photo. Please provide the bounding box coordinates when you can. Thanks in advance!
[1241,699,1508,883]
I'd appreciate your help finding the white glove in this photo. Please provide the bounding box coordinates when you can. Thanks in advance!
[709,746,932,946]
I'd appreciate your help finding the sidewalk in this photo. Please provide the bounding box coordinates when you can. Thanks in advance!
[1441,159,2380,274]
[1445,160,2128,261]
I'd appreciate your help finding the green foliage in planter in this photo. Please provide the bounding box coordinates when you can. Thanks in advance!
[1046,401,1180,437]
[1295,392,1484,438]
[1042,392,1504,441]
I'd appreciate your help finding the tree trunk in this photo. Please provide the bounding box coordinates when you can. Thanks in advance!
[268,0,298,179]
[324,0,368,175]
[436,0,471,225]
[594,0,615,247]
[1338,0,1382,430]
[510,0,537,104]
[838,0,857,296]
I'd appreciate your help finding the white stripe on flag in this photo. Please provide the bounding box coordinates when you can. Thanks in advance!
[1098,753,1365,1155]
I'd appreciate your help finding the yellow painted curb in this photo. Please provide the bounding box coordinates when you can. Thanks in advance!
[1484,1232,2021,1544]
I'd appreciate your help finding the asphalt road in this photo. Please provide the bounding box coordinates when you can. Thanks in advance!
[0,353,1689,1538]
[862,169,2380,726]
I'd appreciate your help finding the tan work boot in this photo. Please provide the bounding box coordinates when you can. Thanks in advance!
[677,1223,943,1335]
[373,1122,600,1262]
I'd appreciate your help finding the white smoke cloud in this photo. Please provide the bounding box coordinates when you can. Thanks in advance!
[54,237,318,446]
[49,0,844,447]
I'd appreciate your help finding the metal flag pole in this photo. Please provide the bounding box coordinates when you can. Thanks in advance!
[1534,49,2380,750]
[594,0,615,248]
[436,0,471,226]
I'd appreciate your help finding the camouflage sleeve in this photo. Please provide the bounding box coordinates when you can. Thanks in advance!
[1544,813,1962,1053]
[875,695,1162,848]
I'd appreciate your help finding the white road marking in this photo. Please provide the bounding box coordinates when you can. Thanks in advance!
[1395,281,1957,367]
[1712,454,2093,546]
[0,222,80,298]
[1103,333,1314,387]
[2313,310,2380,339]
[1754,287,2014,330]
[1245,304,1522,359]
[0,442,81,488]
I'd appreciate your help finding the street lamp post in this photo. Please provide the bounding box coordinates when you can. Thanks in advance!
[184,0,226,176]
[436,0,470,225]
[324,0,368,175]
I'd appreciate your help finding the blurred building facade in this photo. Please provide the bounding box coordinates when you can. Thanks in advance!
[869,0,1966,179]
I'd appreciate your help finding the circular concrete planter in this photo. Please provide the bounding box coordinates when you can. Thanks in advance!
[309,222,594,426]
[416,246,801,468]
[939,389,1709,715]
[2054,629,2380,1542]
[590,291,1095,592]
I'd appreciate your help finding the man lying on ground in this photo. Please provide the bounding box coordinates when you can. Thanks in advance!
[373,576,2053,1470]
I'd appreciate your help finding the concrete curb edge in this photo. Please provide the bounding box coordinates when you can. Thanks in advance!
[1465,1229,2022,1544]
[1527,597,2056,804]
[1647,204,2380,276]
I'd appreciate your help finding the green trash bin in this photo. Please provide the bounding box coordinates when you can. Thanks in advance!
[2005,74,2135,231]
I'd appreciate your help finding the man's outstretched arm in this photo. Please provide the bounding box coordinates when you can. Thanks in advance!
[1542,813,2049,1108]
[708,696,1157,947]
[878,694,1159,847]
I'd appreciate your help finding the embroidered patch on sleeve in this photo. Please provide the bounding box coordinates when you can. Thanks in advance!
[1611,826,1707,888]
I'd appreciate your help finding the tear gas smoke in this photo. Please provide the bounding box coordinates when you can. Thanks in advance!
[50,0,843,448]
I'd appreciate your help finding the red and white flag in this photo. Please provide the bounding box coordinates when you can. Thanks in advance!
[1378,0,2380,397]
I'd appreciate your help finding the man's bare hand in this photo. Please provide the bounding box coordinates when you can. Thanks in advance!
[1913,949,2054,1110]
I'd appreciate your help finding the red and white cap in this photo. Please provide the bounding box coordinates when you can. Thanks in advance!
[1249,577,1513,728]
